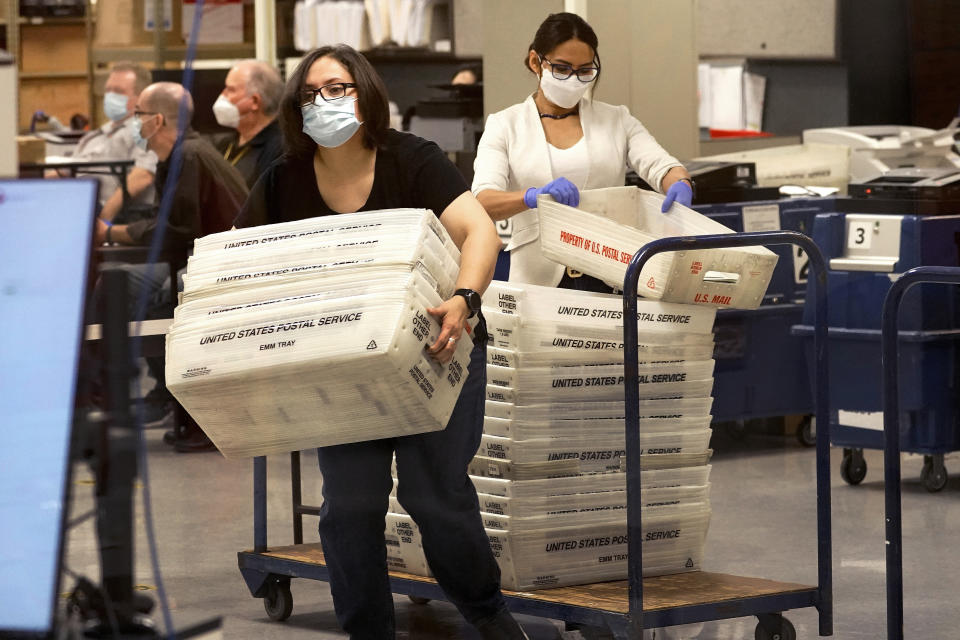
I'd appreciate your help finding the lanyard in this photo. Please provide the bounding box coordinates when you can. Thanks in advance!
[223,142,252,166]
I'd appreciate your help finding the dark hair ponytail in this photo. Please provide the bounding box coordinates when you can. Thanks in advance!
[525,12,601,77]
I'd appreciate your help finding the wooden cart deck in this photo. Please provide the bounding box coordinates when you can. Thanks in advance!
[248,543,814,615]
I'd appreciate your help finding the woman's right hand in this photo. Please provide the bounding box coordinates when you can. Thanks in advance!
[523,176,580,208]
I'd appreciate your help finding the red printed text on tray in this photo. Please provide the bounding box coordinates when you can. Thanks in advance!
[559,230,632,264]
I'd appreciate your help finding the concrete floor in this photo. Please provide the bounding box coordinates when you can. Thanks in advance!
[62,419,960,639]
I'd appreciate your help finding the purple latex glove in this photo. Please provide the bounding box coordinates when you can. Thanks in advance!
[661,180,693,213]
[523,176,580,209]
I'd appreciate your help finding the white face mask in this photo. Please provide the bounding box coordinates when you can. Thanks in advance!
[103,91,130,122]
[212,94,241,129]
[301,96,362,148]
[539,67,593,109]
[129,116,150,151]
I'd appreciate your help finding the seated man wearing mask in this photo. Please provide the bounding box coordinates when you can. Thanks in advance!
[212,59,284,188]
[93,82,249,449]
[64,62,157,219]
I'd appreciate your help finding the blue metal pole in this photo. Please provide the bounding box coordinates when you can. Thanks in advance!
[623,231,832,637]
[622,239,645,637]
[254,456,267,552]
[881,266,960,640]
[804,234,833,637]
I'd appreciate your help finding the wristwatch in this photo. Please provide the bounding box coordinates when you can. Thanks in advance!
[454,288,482,318]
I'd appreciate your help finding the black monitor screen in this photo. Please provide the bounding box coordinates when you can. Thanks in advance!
[0,179,97,634]
[152,67,232,136]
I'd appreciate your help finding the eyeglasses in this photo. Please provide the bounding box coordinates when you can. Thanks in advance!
[300,82,357,105]
[132,109,159,118]
[539,55,599,83]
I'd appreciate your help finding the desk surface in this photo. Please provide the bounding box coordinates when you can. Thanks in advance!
[20,159,135,170]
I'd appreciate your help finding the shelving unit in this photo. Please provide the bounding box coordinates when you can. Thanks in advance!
[2,0,95,131]
[2,0,487,132]
[91,43,256,65]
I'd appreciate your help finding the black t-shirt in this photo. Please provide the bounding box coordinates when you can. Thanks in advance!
[127,129,249,251]
[215,119,285,190]
[233,129,468,228]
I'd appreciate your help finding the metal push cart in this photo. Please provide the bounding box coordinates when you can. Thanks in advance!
[237,231,834,639]
[881,266,960,640]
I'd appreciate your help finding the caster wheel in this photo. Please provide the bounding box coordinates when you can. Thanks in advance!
[796,416,815,447]
[755,616,796,640]
[840,449,867,485]
[920,456,948,493]
[408,596,430,605]
[264,579,293,621]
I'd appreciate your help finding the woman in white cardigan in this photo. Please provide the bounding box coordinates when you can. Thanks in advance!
[472,12,694,289]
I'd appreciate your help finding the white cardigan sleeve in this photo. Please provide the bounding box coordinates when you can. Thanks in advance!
[620,105,682,193]
[471,110,511,196]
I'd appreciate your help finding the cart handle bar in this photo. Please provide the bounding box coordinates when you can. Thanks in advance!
[622,231,832,637]
[882,266,960,640]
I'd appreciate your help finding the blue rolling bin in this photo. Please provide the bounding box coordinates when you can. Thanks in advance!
[793,210,960,491]
[694,198,837,443]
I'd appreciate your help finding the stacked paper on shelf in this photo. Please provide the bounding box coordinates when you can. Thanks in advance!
[537,186,778,309]
[166,209,473,458]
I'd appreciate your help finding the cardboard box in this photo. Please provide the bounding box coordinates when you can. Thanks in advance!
[182,0,243,44]
[17,136,47,164]
[95,0,176,47]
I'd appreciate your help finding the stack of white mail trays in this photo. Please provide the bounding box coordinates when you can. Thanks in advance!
[165,209,475,458]
[472,282,717,590]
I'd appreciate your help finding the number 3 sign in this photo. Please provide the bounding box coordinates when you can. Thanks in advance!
[847,221,873,249]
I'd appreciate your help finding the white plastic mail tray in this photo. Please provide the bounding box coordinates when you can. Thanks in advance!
[538,186,778,309]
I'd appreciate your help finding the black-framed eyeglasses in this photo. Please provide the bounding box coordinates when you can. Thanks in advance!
[132,109,159,118]
[300,82,357,105]
[539,55,599,83]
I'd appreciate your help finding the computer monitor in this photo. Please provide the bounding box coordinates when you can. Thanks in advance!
[152,68,232,136]
[0,179,98,635]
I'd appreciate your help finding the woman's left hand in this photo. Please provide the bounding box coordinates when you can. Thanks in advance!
[661,180,693,213]
[425,296,470,364]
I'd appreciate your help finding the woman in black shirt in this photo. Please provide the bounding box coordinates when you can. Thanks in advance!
[235,45,524,640]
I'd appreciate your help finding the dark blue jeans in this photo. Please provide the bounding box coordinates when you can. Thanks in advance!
[316,341,505,639]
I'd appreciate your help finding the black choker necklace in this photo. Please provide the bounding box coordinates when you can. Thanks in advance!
[539,111,578,120]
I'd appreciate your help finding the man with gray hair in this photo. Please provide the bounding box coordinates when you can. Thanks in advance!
[96,81,248,251]
[212,59,284,187]
[64,62,157,215]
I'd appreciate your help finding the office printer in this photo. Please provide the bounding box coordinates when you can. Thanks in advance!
[848,167,960,201]
[409,83,483,181]
[803,121,960,183]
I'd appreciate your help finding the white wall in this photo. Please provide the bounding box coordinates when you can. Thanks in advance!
[481,0,699,159]
[698,0,838,59]
[481,0,563,117]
